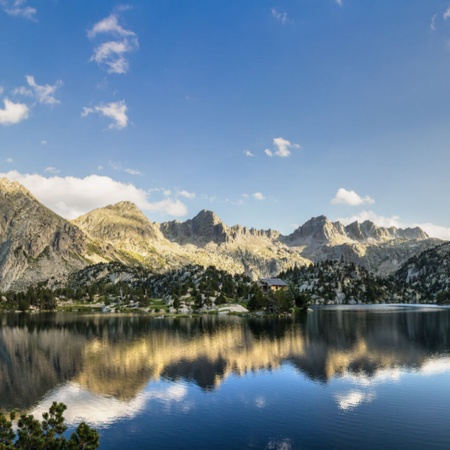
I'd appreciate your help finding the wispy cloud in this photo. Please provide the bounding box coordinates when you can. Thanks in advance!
[431,14,437,31]
[244,150,254,157]
[331,188,375,206]
[15,75,62,105]
[253,192,265,201]
[336,0,343,6]
[337,210,450,240]
[225,198,245,207]
[44,167,60,174]
[0,170,189,219]
[0,99,29,125]
[108,160,142,175]
[0,87,3,95]
[6,157,13,163]
[265,137,301,158]
[444,7,450,20]
[178,190,196,200]
[271,8,288,24]
[0,0,36,20]
[82,100,128,129]
[87,11,138,74]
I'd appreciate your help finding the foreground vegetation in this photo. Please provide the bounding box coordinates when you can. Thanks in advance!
[0,402,99,449]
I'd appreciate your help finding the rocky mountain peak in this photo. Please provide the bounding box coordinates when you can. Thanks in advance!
[286,215,348,245]
[344,220,429,243]
[0,177,33,198]
[192,209,223,226]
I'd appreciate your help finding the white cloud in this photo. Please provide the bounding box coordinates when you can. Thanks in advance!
[40,139,47,145]
[44,167,60,174]
[178,190,196,200]
[336,0,343,6]
[0,171,189,219]
[337,210,450,241]
[87,13,135,39]
[1,0,36,20]
[20,75,62,105]
[82,100,128,129]
[444,7,450,20]
[244,150,254,157]
[331,188,375,206]
[108,160,141,175]
[88,12,138,74]
[90,40,136,74]
[265,137,301,158]
[253,192,265,201]
[0,99,29,125]
[271,8,288,24]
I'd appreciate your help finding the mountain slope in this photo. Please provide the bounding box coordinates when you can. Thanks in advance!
[395,242,450,302]
[0,178,100,290]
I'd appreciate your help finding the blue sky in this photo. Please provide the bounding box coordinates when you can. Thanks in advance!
[1,0,450,238]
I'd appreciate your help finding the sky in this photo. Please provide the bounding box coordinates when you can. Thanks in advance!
[1,1,450,239]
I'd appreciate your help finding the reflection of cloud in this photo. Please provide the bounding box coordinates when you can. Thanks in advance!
[31,381,187,427]
[266,438,293,449]
[336,357,450,412]
[335,390,375,411]
[419,357,450,376]
[340,367,402,387]
[255,396,266,409]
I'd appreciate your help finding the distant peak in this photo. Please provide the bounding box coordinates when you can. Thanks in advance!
[193,209,222,224]
[110,201,140,211]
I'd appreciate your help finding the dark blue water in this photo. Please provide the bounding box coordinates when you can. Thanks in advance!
[1,306,450,449]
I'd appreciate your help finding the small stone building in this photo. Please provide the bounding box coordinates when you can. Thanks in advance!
[257,278,288,294]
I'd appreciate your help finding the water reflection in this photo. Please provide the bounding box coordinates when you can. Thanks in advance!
[1,307,450,415]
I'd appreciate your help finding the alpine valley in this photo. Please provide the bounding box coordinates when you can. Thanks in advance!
[1,177,447,303]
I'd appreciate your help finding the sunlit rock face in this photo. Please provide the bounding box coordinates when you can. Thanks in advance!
[2,308,450,415]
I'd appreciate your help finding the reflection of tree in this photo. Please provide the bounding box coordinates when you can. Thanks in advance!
[1,309,450,411]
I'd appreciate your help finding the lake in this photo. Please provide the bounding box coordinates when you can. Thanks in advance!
[1,305,450,449]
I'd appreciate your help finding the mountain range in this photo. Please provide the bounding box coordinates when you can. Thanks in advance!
[0,177,442,291]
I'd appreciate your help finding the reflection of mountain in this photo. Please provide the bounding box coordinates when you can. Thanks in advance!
[1,309,450,411]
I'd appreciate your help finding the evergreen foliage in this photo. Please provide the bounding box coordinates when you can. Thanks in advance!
[0,402,99,449]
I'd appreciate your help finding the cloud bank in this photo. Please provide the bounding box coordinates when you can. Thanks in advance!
[0,171,188,219]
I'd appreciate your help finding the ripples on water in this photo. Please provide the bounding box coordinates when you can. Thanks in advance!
[1,307,450,449]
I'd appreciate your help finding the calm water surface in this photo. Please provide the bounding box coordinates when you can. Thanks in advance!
[1,305,450,449]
